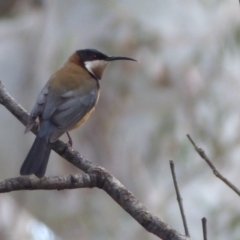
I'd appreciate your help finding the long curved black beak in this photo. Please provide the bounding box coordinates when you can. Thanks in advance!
[106,56,137,62]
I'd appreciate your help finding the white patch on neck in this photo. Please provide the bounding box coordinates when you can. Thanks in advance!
[85,60,108,79]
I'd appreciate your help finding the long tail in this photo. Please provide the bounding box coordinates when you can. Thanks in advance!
[20,121,52,178]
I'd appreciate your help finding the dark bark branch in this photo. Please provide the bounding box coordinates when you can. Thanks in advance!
[0,174,94,192]
[0,81,190,240]
[187,134,240,197]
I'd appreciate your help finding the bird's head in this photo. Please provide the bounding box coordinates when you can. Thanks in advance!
[76,49,137,80]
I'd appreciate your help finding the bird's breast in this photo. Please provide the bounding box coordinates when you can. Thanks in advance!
[69,89,100,130]
[70,107,95,130]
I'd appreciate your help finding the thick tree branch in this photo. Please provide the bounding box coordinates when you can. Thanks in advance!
[187,134,240,197]
[0,174,94,192]
[0,81,190,240]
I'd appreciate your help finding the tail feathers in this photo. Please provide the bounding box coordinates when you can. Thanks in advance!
[34,145,51,178]
[20,121,52,178]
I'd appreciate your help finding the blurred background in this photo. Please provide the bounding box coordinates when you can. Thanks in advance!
[0,0,240,239]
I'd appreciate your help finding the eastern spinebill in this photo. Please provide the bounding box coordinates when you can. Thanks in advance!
[20,49,136,178]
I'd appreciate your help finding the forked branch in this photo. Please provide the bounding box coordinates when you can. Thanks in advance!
[0,81,190,240]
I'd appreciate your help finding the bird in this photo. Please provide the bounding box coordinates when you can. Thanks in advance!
[20,49,137,178]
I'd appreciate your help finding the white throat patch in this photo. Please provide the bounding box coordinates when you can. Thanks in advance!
[85,60,108,79]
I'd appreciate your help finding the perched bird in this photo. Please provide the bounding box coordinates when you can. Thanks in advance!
[20,49,136,178]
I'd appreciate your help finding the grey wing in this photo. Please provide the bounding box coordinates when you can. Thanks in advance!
[49,88,98,142]
[25,86,49,133]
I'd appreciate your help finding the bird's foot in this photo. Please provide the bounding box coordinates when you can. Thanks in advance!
[66,132,73,147]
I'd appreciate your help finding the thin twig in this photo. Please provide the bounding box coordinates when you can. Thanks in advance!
[170,160,190,238]
[201,218,207,240]
[187,134,240,197]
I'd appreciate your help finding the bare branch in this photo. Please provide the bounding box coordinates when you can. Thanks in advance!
[170,160,190,238]
[0,81,191,240]
[201,218,207,240]
[0,174,94,192]
[187,134,240,197]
